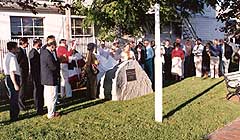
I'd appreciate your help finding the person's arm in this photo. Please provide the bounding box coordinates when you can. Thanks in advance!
[10,71,19,91]
[66,48,73,57]
[171,50,175,58]
[198,45,204,54]
[181,50,185,60]
[16,48,24,67]
[161,46,165,55]
[151,48,155,58]
[132,51,136,60]
[93,54,99,65]
[56,46,63,58]
[182,45,186,53]
[192,45,197,54]
[9,57,19,91]
[29,50,38,66]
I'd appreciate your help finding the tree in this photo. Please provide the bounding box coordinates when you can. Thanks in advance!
[217,0,240,38]
[74,0,218,40]
[1,0,220,40]
[0,0,70,14]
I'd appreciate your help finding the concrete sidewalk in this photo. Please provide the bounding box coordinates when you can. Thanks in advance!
[207,117,240,140]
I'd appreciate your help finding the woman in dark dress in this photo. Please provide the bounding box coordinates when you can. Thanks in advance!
[202,42,211,78]
[163,39,173,81]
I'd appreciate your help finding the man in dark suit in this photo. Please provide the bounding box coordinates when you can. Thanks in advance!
[29,39,44,115]
[41,35,61,97]
[40,39,60,119]
[16,37,29,110]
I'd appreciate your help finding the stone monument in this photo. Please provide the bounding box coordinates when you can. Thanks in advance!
[99,60,153,101]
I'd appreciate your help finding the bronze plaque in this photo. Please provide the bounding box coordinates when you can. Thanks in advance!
[126,69,137,82]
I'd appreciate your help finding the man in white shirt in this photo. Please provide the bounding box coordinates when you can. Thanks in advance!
[3,41,21,121]
[96,41,118,83]
[192,38,204,77]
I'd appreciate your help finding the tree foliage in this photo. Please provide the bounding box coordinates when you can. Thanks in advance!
[0,0,70,14]
[217,0,240,37]
[75,0,218,40]
[5,0,238,40]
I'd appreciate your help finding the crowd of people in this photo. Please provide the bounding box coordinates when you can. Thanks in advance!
[2,35,235,121]
[3,35,84,121]
[104,37,234,83]
[162,38,234,81]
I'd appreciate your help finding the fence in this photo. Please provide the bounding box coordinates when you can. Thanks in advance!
[0,37,113,73]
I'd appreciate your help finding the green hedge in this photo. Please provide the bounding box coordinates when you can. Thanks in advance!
[0,73,5,80]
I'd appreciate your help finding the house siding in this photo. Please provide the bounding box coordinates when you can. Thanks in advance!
[0,11,64,40]
[188,5,224,41]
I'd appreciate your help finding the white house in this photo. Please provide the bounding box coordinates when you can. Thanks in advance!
[0,1,95,72]
[0,1,95,45]
[160,5,224,42]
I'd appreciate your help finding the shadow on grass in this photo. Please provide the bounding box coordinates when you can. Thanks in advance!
[0,89,87,112]
[61,99,107,115]
[0,110,39,126]
[0,90,107,125]
[0,99,36,112]
[163,80,179,88]
[163,79,224,120]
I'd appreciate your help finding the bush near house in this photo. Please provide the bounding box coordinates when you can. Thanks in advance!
[0,73,5,81]
[0,73,8,99]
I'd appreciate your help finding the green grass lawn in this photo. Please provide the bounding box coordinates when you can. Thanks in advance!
[1,77,240,140]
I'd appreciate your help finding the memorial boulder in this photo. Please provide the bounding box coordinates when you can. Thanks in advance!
[99,60,153,101]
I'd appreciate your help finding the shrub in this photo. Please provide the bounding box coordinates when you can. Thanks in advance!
[0,73,5,80]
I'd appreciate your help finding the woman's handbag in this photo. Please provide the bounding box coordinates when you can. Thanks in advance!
[91,64,99,75]
[233,52,239,63]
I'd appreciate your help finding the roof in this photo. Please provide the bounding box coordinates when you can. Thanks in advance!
[0,0,65,14]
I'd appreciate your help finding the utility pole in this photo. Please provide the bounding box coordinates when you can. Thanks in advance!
[154,3,163,122]
[65,0,71,45]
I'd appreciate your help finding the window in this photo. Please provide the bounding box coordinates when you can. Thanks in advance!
[71,18,93,38]
[10,16,44,39]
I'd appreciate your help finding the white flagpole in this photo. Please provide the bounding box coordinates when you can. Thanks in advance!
[154,3,163,122]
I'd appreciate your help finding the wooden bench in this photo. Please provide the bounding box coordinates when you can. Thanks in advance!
[224,71,240,100]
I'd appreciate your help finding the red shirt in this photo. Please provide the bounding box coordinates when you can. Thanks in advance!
[171,48,184,60]
[57,45,73,63]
